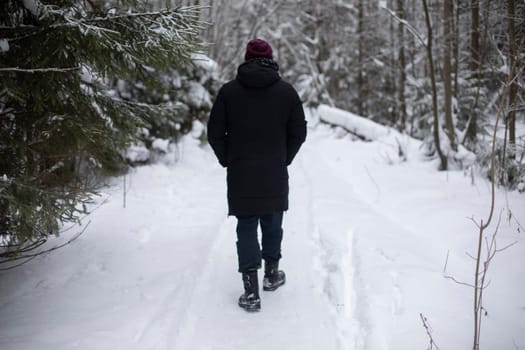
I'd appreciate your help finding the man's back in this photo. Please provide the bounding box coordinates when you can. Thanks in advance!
[208,57,306,216]
[219,60,301,164]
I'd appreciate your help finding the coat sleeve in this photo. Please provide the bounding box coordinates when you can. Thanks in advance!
[207,89,228,167]
[286,98,307,165]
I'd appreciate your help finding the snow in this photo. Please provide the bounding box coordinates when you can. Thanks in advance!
[187,81,212,108]
[191,53,219,74]
[1,107,524,350]
[151,138,170,153]
[191,120,205,139]
[317,104,398,141]
[126,142,150,163]
[80,66,93,84]
[454,143,476,167]
[22,0,39,16]
[0,39,9,53]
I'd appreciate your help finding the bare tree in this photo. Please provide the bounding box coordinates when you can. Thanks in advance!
[469,0,480,72]
[452,0,460,100]
[443,0,456,151]
[507,0,518,151]
[357,0,365,116]
[422,0,448,170]
[397,0,407,132]
[471,76,515,350]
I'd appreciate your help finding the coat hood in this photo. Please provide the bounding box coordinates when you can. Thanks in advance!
[236,60,281,88]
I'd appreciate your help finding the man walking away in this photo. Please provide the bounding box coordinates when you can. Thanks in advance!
[207,38,307,312]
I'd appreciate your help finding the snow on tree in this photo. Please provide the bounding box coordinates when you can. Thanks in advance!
[111,52,219,165]
[0,0,206,263]
[202,0,523,181]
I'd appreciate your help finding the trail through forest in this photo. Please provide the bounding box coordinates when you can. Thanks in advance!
[1,124,524,350]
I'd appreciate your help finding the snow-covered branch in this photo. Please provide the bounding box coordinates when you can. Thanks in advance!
[0,66,80,73]
[380,6,426,48]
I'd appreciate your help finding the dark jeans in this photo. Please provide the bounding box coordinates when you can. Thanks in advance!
[235,211,283,273]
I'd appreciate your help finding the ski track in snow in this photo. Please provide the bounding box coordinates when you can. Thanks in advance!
[302,133,433,349]
[299,151,362,350]
[1,129,524,350]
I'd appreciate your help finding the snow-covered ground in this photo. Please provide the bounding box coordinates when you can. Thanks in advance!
[1,108,524,350]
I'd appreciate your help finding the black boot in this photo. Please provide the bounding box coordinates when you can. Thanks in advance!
[238,270,261,312]
[263,259,286,291]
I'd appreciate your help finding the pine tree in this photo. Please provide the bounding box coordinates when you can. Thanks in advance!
[0,0,205,263]
[117,53,220,164]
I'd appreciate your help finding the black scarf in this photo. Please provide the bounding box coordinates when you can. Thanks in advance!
[246,57,279,72]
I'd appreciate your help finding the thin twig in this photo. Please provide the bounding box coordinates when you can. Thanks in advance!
[443,250,450,273]
[0,221,90,271]
[381,6,427,48]
[0,254,41,271]
[420,313,440,350]
[495,241,518,253]
[444,275,475,288]
[465,251,477,261]
[468,216,481,229]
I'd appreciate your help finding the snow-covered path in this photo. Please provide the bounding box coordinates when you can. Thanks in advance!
[1,125,524,350]
[169,159,341,350]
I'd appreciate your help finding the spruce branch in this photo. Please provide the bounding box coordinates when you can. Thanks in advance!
[0,1,209,268]
[0,66,81,73]
[0,221,90,271]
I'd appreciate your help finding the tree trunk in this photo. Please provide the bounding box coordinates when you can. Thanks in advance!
[469,0,480,72]
[443,0,456,151]
[397,0,407,132]
[389,6,397,125]
[357,0,365,116]
[507,0,517,150]
[453,0,460,100]
[422,0,447,170]
[465,0,481,144]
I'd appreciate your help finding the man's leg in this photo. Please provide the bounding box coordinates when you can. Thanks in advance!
[236,215,262,311]
[260,212,286,291]
[260,211,283,262]
[236,215,262,272]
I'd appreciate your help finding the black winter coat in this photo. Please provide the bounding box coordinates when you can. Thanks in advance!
[207,60,307,216]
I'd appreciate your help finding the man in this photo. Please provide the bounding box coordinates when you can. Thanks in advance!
[207,38,307,312]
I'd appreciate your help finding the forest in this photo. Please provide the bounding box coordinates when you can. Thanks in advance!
[0,0,524,262]
[202,0,524,173]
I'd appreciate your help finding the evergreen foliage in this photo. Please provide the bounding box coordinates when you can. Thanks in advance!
[114,53,220,164]
[0,0,205,263]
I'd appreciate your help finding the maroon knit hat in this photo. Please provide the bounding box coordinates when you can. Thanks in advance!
[244,38,273,60]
